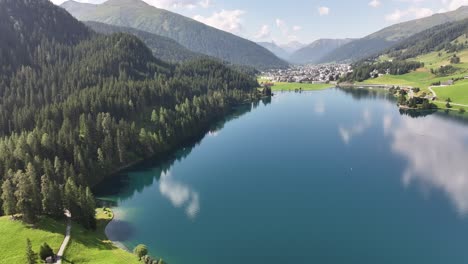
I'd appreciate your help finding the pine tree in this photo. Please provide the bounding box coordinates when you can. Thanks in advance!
[26,238,35,264]
[1,178,17,215]
[15,171,37,223]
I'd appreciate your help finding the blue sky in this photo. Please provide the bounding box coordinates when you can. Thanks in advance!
[52,0,468,45]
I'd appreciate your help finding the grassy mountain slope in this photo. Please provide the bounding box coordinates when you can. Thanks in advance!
[383,19,468,60]
[85,21,206,63]
[61,0,288,69]
[320,6,468,63]
[290,39,354,64]
[360,20,468,109]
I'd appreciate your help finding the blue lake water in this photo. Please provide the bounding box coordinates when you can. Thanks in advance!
[95,88,468,264]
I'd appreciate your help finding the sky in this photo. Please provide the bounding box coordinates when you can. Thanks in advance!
[51,0,468,45]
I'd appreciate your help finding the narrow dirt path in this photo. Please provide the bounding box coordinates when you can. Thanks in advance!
[55,210,71,264]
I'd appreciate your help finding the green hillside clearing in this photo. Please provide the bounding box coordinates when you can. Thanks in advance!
[0,209,140,264]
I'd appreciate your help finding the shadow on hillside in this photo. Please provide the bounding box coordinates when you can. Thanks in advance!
[23,216,67,236]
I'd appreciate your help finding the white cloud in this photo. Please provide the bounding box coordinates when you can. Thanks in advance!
[318,6,330,16]
[255,24,271,39]
[292,25,302,32]
[442,0,468,11]
[385,7,434,22]
[194,9,246,34]
[369,0,381,8]
[273,19,301,42]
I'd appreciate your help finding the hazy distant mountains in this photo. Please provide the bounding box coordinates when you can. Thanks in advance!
[318,6,468,63]
[258,39,353,64]
[289,39,354,64]
[257,42,291,60]
[61,0,288,69]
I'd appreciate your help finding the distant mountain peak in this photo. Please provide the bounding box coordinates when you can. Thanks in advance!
[62,0,288,69]
[103,0,150,7]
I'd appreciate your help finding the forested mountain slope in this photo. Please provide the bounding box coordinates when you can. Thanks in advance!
[61,0,288,69]
[85,21,207,63]
[381,19,468,60]
[0,0,258,228]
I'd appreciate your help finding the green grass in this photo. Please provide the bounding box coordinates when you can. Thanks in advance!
[363,44,468,106]
[63,208,140,264]
[0,209,140,264]
[362,70,433,88]
[362,68,468,101]
[0,216,65,263]
[270,82,333,91]
[433,79,468,105]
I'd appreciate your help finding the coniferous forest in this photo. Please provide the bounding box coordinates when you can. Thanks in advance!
[0,0,259,228]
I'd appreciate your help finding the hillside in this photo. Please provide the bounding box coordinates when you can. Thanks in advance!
[61,0,288,69]
[0,211,141,264]
[351,20,468,110]
[319,6,468,63]
[0,0,259,262]
[290,39,354,64]
[382,19,468,60]
[85,21,206,63]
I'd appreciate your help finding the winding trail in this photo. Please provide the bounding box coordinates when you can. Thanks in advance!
[56,210,71,264]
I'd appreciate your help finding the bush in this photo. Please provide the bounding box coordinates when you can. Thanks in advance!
[460,108,466,114]
[133,244,148,259]
[40,242,54,260]
[450,55,461,64]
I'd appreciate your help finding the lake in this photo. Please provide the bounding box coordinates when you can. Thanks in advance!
[95,88,468,264]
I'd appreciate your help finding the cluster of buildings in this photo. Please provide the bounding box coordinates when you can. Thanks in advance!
[261,64,352,84]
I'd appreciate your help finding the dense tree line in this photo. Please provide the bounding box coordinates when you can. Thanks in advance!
[0,0,259,228]
[341,60,423,82]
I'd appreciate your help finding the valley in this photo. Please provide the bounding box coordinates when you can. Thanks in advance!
[1,0,468,264]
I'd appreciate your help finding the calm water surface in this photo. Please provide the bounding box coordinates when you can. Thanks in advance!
[95,88,468,264]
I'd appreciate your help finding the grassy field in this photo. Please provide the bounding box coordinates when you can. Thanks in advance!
[0,209,140,264]
[0,216,65,263]
[63,208,140,264]
[258,79,333,91]
[362,45,468,108]
[433,79,468,105]
[271,82,333,91]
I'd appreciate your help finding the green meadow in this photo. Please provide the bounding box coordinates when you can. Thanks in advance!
[0,209,140,264]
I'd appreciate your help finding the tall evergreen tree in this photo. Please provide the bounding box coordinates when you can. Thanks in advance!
[25,238,35,264]
[1,178,17,215]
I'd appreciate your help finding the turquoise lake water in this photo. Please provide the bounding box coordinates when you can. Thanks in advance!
[95,88,468,264]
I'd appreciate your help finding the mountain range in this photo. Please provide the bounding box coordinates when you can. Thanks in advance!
[256,42,291,60]
[61,0,288,69]
[289,39,355,64]
[318,6,468,63]
[84,21,206,63]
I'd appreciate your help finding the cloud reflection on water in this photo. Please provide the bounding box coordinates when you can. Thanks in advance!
[389,115,468,215]
[159,171,200,219]
[339,109,372,144]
